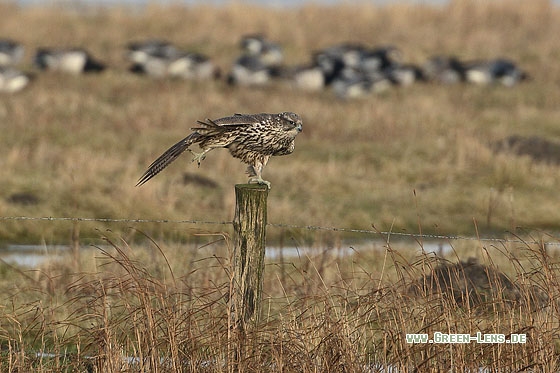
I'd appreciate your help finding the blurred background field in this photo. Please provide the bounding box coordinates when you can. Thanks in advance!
[0,0,559,245]
[1,0,560,370]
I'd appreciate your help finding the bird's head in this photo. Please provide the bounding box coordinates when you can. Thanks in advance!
[280,112,303,133]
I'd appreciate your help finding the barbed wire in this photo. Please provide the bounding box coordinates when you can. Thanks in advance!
[266,223,560,247]
[0,215,231,226]
[1,215,558,247]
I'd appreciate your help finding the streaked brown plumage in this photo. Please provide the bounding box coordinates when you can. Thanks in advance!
[137,112,303,188]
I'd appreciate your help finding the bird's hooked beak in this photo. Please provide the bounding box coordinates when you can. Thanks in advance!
[296,122,303,132]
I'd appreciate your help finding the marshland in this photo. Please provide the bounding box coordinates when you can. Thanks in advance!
[1,0,560,371]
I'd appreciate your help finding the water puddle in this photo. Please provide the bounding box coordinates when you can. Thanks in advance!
[0,240,453,268]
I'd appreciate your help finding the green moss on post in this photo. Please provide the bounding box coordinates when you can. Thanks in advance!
[232,183,269,332]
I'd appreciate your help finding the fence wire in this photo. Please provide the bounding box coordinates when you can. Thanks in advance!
[1,215,559,247]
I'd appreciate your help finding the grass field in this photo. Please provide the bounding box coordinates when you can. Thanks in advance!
[1,0,560,370]
[1,230,560,371]
[1,0,560,244]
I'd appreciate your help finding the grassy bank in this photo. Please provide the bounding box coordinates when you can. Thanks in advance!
[0,231,559,371]
[0,0,559,246]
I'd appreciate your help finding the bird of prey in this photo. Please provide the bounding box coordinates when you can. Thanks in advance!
[137,112,303,189]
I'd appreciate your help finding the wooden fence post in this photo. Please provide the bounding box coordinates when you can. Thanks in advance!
[231,183,269,332]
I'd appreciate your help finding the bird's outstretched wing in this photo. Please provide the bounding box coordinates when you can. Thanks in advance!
[136,132,200,186]
[136,117,249,186]
[193,114,261,132]
[190,117,247,136]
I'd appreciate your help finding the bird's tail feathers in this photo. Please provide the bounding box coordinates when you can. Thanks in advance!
[136,132,200,186]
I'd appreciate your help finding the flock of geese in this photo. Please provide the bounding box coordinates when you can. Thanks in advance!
[0,34,528,98]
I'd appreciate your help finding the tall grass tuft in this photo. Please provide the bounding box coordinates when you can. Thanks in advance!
[1,228,559,371]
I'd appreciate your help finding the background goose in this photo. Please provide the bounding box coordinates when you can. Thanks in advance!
[227,34,285,87]
[0,67,31,93]
[464,58,527,86]
[127,39,177,64]
[317,43,365,69]
[0,39,24,67]
[227,54,273,86]
[359,45,402,73]
[422,55,465,84]
[167,52,221,80]
[492,59,528,86]
[126,39,177,76]
[34,48,106,74]
[127,40,219,80]
[240,34,284,68]
[384,63,425,86]
[332,68,392,99]
[291,63,326,91]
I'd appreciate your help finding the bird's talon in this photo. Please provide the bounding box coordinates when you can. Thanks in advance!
[188,149,206,167]
[248,177,271,189]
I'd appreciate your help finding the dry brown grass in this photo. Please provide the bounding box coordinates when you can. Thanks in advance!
[1,228,559,371]
[1,1,560,243]
[1,3,560,367]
